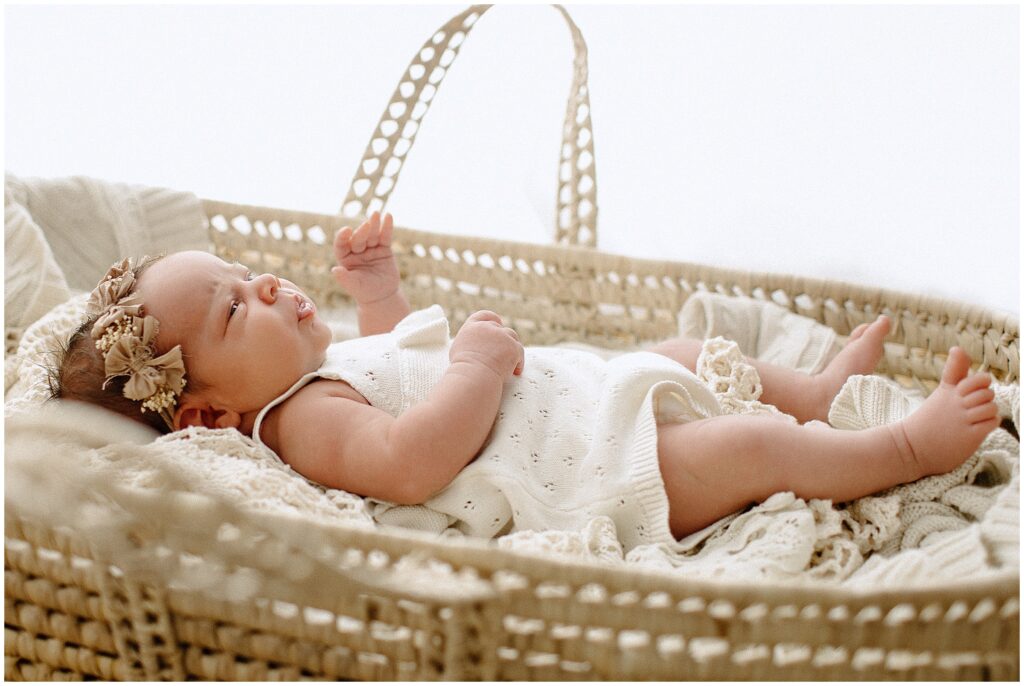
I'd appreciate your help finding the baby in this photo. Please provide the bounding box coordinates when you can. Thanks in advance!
[52,212,1001,545]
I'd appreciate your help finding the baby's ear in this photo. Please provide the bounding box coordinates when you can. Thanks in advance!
[174,398,241,431]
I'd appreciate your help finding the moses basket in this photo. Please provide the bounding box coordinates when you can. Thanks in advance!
[5,5,1019,681]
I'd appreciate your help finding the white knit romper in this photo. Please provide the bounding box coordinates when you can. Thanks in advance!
[252,306,723,551]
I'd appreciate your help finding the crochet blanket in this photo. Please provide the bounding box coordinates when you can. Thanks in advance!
[6,292,1019,588]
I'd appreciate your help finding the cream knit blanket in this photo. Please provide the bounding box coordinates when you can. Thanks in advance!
[6,293,1019,587]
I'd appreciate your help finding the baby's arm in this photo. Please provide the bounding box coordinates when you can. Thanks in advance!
[272,311,524,504]
[332,211,411,336]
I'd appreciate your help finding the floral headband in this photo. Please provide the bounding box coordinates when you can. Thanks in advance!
[86,257,186,430]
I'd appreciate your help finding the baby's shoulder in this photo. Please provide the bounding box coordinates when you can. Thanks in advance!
[259,378,369,452]
[290,377,370,405]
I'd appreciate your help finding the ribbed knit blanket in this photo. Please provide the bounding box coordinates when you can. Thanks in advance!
[6,292,1018,587]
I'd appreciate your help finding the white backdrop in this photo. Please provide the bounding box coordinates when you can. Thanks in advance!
[6,3,1019,315]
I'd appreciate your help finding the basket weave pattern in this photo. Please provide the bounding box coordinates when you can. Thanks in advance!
[6,496,1020,680]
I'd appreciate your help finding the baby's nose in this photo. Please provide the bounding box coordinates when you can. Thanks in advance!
[255,273,280,302]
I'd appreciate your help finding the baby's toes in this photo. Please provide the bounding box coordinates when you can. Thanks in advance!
[962,386,995,408]
[957,371,992,395]
[966,401,999,425]
[969,416,1001,440]
[941,347,972,386]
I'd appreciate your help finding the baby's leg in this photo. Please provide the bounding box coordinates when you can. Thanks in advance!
[657,347,999,537]
[649,316,891,423]
[657,414,910,536]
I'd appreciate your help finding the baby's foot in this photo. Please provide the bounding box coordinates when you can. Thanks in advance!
[895,347,1000,480]
[806,315,891,422]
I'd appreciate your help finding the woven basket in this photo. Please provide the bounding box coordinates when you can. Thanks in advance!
[5,4,1019,681]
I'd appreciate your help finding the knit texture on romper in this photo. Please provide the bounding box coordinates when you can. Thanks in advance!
[252,305,723,551]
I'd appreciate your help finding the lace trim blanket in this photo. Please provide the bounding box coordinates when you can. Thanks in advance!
[6,293,1019,587]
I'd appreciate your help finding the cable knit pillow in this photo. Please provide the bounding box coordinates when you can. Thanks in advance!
[4,186,71,355]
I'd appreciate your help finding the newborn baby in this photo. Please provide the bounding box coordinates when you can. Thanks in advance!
[50,212,1000,547]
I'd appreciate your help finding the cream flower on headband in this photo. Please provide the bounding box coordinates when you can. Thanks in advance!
[88,257,187,428]
[90,292,144,339]
[86,257,135,311]
[87,258,143,337]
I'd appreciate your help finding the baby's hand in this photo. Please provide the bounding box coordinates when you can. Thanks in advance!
[450,311,525,380]
[332,211,401,305]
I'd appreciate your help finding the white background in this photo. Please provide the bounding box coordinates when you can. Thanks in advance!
[6,3,1020,315]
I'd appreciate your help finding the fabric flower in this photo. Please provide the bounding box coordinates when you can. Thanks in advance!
[102,314,184,398]
[102,257,134,283]
[86,257,137,316]
[105,344,185,401]
[90,291,144,339]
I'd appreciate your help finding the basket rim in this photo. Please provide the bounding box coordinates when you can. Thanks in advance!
[10,503,1018,608]
[269,510,1022,606]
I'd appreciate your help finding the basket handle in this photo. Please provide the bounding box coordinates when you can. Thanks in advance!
[340,4,598,247]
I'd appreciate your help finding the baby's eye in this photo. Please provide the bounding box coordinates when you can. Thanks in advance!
[227,269,253,321]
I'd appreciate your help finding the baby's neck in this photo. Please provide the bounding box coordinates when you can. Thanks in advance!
[237,410,260,438]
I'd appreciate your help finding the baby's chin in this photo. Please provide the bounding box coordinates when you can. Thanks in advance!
[310,317,333,355]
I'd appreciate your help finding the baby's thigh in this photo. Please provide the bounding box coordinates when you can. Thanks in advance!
[656,415,786,537]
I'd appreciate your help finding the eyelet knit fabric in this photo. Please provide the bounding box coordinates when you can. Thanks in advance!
[252,305,724,552]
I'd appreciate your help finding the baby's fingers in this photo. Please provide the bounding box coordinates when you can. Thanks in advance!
[513,342,525,376]
[467,310,503,325]
[334,226,354,260]
[362,212,393,250]
[349,211,380,253]
[351,222,370,252]
[501,324,524,376]
[379,212,394,247]
[363,211,385,249]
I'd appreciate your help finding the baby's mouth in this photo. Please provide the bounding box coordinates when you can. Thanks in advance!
[294,292,316,321]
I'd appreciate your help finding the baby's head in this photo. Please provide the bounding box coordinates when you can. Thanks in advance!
[50,250,332,434]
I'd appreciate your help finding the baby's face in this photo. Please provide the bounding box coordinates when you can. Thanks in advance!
[136,251,332,416]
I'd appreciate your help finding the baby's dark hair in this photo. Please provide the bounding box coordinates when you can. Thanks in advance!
[45,255,204,434]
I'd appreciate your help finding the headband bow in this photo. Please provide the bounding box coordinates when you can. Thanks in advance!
[88,257,186,429]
